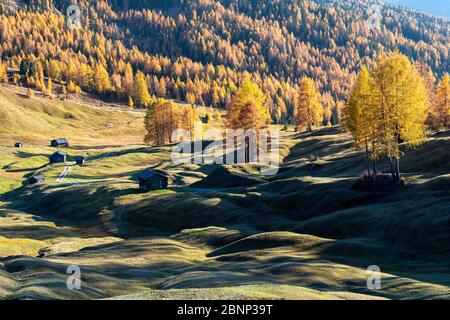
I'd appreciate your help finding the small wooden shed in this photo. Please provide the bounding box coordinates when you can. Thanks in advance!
[50,151,67,164]
[29,175,45,185]
[51,138,69,148]
[15,142,23,148]
[199,114,209,124]
[75,156,86,166]
[138,170,171,192]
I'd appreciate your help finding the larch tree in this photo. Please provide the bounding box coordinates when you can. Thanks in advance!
[94,63,112,94]
[144,99,181,145]
[162,99,181,143]
[369,52,428,183]
[34,61,45,92]
[343,66,377,176]
[132,71,151,108]
[123,62,134,98]
[128,95,134,108]
[48,60,61,81]
[47,77,53,94]
[434,73,450,131]
[226,78,271,163]
[226,78,270,131]
[295,77,323,132]
[144,99,163,145]
[213,110,222,122]
[0,62,7,83]
[182,105,200,138]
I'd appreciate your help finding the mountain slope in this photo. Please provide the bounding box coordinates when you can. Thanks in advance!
[0,0,448,123]
[0,88,449,300]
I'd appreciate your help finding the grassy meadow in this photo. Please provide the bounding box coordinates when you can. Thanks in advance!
[0,87,449,300]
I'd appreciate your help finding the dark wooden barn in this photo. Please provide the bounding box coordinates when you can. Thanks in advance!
[29,175,45,185]
[138,170,171,192]
[15,142,23,148]
[199,114,209,124]
[51,138,69,148]
[75,156,86,166]
[50,151,67,164]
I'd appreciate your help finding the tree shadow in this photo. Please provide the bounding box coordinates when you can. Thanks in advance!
[4,164,48,173]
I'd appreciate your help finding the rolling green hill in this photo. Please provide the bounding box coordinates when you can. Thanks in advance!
[0,88,449,300]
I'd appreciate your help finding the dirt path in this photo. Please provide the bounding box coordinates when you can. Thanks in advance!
[56,166,71,183]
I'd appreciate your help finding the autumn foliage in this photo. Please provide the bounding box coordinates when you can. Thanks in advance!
[226,78,270,132]
[0,0,447,125]
[144,99,200,146]
[343,52,429,183]
[295,77,324,132]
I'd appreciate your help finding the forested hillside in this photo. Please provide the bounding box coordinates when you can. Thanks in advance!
[0,0,448,123]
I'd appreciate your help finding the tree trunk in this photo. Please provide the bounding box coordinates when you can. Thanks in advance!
[365,143,371,178]
[372,160,377,176]
[395,158,401,184]
[388,157,396,180]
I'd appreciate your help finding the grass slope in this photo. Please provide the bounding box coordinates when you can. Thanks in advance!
[0,90,449,300]
[0,87,144,146]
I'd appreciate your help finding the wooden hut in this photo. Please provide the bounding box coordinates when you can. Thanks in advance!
[138,170,171,192]
[75,156,86,166]
[50,151,67,163]
[29,175,45,185]
[51,138,69,148]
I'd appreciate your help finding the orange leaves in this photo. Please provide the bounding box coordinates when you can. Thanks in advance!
[226,78,270,131]
[295,77,323,132]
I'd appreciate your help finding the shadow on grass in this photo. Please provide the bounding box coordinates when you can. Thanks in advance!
[13,151,51,159]
[1,184,141,232]
[4,163,48,173]
[69,145,125,151]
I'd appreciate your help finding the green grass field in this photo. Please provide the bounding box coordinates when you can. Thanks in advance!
[0,87,449,300]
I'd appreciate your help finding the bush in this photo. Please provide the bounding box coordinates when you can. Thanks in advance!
[352,172,405,192]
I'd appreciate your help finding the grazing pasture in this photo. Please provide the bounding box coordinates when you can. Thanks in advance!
[0,87,449,300]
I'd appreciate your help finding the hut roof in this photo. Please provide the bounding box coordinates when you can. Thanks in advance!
[52,151,67,156]
[52,138,68,144]
[138,170,170,180]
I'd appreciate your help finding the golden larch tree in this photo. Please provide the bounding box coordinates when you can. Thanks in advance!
[342,66,377,175]
[434,73,450,131]
[47,77,53,94]
[226,78,270,131]
[48,60,61,81]
[144,99,182,145]
[369,52,428,182]
[94,63,112,94]
[0,62,7,83]
[132,71,151,108]
[123,62,134,98]
[295,77,323,132]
